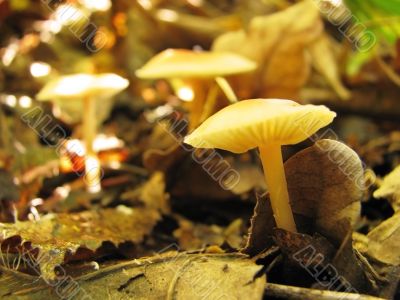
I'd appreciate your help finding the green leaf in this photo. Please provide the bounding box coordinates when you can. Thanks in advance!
[344,0,400,44]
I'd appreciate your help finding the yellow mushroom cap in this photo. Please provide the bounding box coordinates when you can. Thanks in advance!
[184,99,336,153]
[37,73,129,100]
[135,49,257,79]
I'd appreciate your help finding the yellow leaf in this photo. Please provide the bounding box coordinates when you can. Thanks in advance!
[308,34,351,100]
[212,0,323,99]
[374,165,400,211]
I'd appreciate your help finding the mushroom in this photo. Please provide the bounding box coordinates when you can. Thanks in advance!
[136,49,256,129]
[184,99,336,232]
[37,73,129,193]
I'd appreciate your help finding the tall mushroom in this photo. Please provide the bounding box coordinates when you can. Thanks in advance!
[136,49,256,129]
[37,73,129,193]
[184,99,336,232]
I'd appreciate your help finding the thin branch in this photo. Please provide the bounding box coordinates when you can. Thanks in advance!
[376,55,400,87]
[264,282,385,300]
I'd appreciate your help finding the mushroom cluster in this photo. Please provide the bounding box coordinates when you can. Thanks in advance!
[184,98,336,232]
[136,49,256,130]
[37,73,129,193]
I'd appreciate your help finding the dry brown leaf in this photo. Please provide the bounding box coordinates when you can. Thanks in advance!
[243,139,364,257]
[0,207,160,280]
[353,228,400,299]
[331,236,378,294]
[242,193,275,256]
[143,142,187,173]
[171,155,266,200]
[174,218,244,250]
[308,34,351,100]
[373,165,400,212]
[230,161,266,195]
[144,121,179,152]
[272,228,335,266]
[285,139,363,245]
[367,212,400,265]
[122,171,170,214]
[169,158,234,200]
[1,252,266,300]
[285,140,379,294]
[136,171,170,213]
[212,0,323,99]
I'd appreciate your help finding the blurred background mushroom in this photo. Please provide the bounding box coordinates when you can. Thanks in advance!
[37,73,129,193]
[136,48,256,129]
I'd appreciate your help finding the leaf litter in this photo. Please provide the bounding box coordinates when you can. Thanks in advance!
[1,0,400,299]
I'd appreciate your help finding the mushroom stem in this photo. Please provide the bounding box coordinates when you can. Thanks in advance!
[83,96,101,193]
[215,77,238,104]
[83,96,96,156]
[259,144,297,232]
[200,83,219,122]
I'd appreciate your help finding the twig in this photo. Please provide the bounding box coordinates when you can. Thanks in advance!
[20,160,59,184]
[264,282,385,300]
[376,55,400,87]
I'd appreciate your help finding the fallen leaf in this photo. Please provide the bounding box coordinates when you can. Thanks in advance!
[0,207,160,280]
[1,252,266,300]
[122,171,170,214]
[272,229,335,267]
[308,34,351,100]
[212,0,323,99]
[285,139,363,245]
[354,225,400,299]
[332,234,378,294]
[269,229,373,294]
[174,218,244,250]
[230,161,266,195]
[144,121,179,152]
[242,193,275,256]
[143,142,187,173]
[169,156,235,200]
[270,222,377,294]
[243,139,364,256]
[367,212,400,265]
[154,10,233,39]
[373,165,400,212]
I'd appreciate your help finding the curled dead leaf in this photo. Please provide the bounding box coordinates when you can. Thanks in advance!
[213,0,323,99]
[308,34,351,100]
[373,165,400,212]
[242,193,275,256]
[243,139,364,255]
[285,139,363,245]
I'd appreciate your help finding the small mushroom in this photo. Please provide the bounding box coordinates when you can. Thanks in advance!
[136,49,256,129]
[184,99,336,232]
[37,73,129,193]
